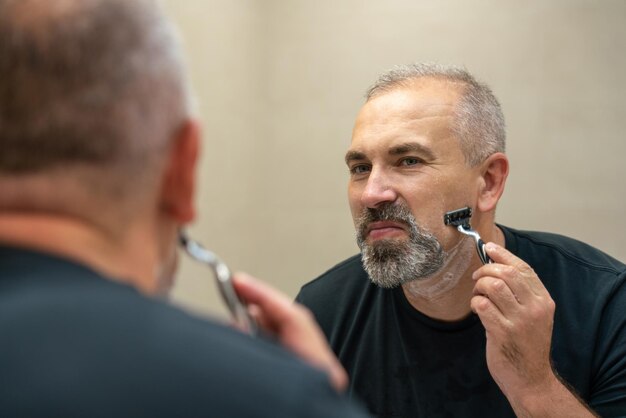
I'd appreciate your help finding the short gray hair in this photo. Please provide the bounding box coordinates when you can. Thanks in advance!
[366,63,505,166]
[0,0,191,189]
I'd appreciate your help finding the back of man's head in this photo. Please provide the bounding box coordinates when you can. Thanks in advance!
[0,0,191,224]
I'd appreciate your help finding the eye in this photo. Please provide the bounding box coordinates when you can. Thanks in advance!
[400,157,422,166]
[350,164,370,175]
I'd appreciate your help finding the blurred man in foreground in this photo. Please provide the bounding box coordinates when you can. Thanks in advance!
[0,1,368,416]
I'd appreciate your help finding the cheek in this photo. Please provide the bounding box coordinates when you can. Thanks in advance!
[347,186,363,223]
[437,189,481,250]
[403,178,474,246]
[403,179,447,224]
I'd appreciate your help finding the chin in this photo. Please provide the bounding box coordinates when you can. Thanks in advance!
[368,235,408,246]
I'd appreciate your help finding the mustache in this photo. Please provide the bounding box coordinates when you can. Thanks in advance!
[356,203,414,238]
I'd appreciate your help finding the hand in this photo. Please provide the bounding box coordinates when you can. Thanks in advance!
[232,272,349,393]
[471,242,557,402]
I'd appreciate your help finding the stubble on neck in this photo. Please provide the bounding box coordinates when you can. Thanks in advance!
[401,236,479,322]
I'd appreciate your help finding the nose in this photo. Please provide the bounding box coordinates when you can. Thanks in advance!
[361,168,397,208]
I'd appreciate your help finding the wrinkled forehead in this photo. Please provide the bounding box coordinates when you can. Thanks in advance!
[348,79,465,156]
[358,77,465,125]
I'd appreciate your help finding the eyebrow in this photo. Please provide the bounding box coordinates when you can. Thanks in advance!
[344,150,367,164]
[389,142,436,161]
[345,142,436,165]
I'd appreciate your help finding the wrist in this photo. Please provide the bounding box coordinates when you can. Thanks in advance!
[508,371,562,418]
[509,372,595,418]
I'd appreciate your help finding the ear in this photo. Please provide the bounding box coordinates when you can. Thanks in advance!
[160,119,201,223]
[476,152,509,213]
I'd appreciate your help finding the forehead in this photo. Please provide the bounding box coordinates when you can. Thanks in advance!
[349,78,464,156]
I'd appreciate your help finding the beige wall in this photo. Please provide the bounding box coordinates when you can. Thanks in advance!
[163,0,626,319]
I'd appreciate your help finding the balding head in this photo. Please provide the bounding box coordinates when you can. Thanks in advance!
[0,0,192,223]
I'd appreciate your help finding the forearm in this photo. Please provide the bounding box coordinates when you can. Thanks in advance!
[508,374,598,418]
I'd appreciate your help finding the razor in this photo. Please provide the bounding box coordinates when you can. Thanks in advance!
[179,231,257,336]
[443,207,491,264]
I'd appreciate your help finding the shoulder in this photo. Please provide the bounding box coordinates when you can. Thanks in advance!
[500,225,626,325]
[0,251,368,418]
[296,254,382,337]
[297,254,368,303]
[500,225,625,278]
[93,298,368,418]
[300,254,366,292]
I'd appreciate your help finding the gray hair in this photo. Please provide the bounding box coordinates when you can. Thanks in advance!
[366,63,505,166]
[0,0,192,192]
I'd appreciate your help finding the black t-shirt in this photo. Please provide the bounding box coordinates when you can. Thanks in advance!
[296,225,626,418]
[0,246,369,418]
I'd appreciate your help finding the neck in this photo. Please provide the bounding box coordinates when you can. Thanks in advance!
[0,212,160,294]
[401,223,505,322]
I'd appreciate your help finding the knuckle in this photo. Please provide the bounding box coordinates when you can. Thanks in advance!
[527,299,555,321]
[518,263,535,277]
[478,277,498,289]
[544,298,556,314]
[484,278,506,297]
[471,295,490,312]
[501,265,517,279]
[473,278,487,293]
[491,278,505,292]
[528,307,544,322]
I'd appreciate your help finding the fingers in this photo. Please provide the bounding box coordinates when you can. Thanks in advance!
[232,272,349,392]
[233,273,293,327]
[233,272,319,335]
[483,242,524,267]
[471,243,558,403]
[471,242,556,332]
[474,243,547,301]
[470,294,510,329]
[246,304,273,333]
[473,275,519,317]
[471,242,553,323]
[233,272,293,320]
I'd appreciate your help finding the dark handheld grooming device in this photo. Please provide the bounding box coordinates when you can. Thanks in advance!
[179,231,257,336]
[443,207,491,264]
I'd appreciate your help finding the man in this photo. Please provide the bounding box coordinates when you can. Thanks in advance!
[296,64,626,417]
[0,0,369,416]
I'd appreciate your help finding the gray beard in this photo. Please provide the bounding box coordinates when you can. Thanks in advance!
[356,203,446,289]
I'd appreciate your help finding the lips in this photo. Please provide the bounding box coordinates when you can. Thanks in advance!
[366,221,408,240]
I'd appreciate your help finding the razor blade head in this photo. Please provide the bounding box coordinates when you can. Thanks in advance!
[444,206,472,227]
